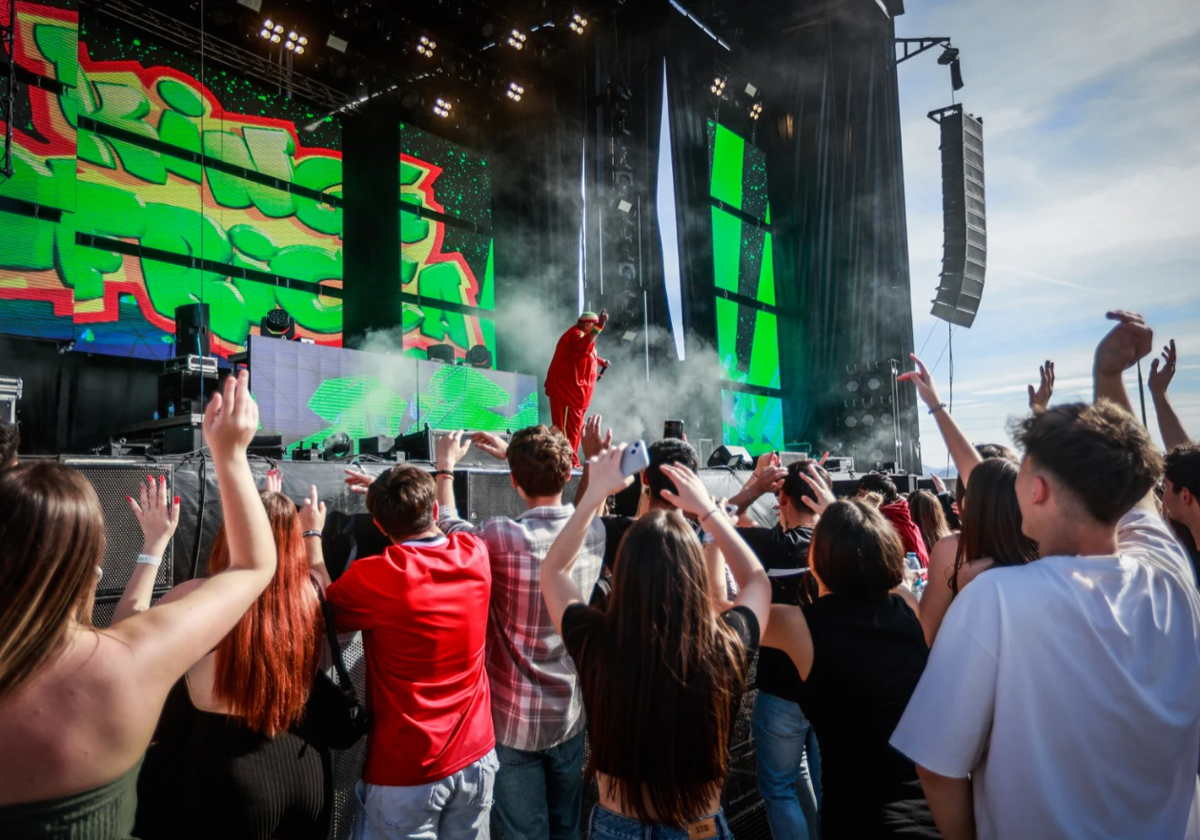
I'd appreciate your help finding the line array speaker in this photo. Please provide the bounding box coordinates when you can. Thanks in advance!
[930,104,986,328]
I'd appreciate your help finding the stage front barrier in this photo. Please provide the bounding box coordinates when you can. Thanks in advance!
[247,336,540,458]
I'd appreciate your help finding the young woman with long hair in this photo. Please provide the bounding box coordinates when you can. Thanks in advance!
[541,447,771,839]
[130,477,331,840]
[762,479,939,839]
[908,490,951,557]
[918,458,1041,647]
[0,372,277,839]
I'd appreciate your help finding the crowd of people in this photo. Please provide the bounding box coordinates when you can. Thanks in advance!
[1,309,1199,840]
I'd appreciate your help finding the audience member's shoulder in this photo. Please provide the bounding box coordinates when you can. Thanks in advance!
[447,529,489,552]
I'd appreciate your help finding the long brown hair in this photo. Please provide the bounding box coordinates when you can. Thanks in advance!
[908,490,951,556]
[582,510,747,828]
[951,459,1039,594]
[0,463,105,702]
[207,491,322,736]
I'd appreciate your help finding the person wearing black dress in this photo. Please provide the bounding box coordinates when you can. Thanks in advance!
[763,473,940,840]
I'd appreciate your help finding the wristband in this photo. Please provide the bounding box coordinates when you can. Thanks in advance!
[136,553,163,567]
[700,507,721,526]
[303,530,322,539]
[434,470,454,478]
[928,403,948,415]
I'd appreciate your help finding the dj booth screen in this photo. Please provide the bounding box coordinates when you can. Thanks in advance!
[250,337,538,454]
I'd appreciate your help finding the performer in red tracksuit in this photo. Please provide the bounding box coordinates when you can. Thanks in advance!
[546,310,609,467]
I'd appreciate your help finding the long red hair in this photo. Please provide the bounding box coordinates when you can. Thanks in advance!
[208,491,322,736]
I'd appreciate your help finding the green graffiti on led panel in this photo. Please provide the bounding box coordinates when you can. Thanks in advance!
[722,390,783,456]
[716,298,781,389]
[418,366,538,432]
[285,375,411,455]
[711,206,775,306]
[707,120,770,223]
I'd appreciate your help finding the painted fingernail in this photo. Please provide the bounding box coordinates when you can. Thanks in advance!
[125,496,132,503]
[174,497,181,506]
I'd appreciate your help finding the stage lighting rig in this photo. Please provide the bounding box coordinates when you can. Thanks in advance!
[569,13,589,34]
[433,98,453,118]
[507,28,528,50]
[506,82,525,103]
[710,76,727,96]
[417,35,437,58]
[749,102,763,121]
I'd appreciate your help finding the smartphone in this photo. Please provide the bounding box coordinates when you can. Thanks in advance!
[663,419,685,440]
[620,440,651,478]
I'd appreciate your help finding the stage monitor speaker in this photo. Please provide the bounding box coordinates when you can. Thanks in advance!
[394,427,434,462]
[174,304,211,357]
[708,445,752,470]
[929,104,986,329]
[62,460,175,597]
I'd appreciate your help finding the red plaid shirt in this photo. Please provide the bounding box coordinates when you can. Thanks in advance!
[441,505,605,751]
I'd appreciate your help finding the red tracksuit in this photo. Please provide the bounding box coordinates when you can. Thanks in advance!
[546,324,603,467]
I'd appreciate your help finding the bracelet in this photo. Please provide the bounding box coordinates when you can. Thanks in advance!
[302,530,322,539]
[928,403,948,415]
[135,553,162,567]
[700,507,721,526]
[434,470,455,478]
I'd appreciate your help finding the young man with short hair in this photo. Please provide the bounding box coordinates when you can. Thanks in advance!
[891,311,1200,840]
[435,426,604,840]
[326,464,497,840]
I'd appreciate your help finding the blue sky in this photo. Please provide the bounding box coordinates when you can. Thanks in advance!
[895,0,1200,472]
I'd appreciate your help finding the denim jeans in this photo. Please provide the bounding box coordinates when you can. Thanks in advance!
[353,750,499,840]
[490,731,585,840]
[587,804,733,840]
[752,692,821,840]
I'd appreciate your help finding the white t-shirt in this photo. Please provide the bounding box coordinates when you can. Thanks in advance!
[890,507,1200,840]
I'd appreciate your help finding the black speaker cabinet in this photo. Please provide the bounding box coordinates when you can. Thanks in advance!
[174,303,211,357]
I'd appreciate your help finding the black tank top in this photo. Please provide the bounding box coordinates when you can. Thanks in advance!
[135,680,331,840]
[798,593,940,839]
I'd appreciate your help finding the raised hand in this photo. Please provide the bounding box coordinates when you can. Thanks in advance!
[264,468,282,494]
[1148,340,1177,396]
[204,369,259,462]
[128,474,180,558]
[598,309,609,329]
[798,464,837,516]
[1095,310,1153,377]
[1028,360,1055,415]
[472,431,509,461]
[582,414,613,461]
[344,468,374,496]
[300,485,326,534]
[582,445,635,505]
[435,430,472,470]
[931,473,947,494]
[749,452,787,498]
[898,353,943,410]
[659,463,717,518]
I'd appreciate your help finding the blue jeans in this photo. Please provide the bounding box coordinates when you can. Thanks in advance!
[491,731,585,840]
[752,692,821,840]
[587,805,733,840]
[353,750,500,840]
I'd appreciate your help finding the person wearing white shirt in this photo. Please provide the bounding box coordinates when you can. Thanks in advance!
[890,311,1200,840]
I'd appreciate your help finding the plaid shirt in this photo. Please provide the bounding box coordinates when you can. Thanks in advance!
[440,505,605,752]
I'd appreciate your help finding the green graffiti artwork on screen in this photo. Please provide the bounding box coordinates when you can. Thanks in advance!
[722,390,784,456]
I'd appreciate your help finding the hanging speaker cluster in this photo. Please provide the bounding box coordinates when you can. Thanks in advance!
[929,104,986,328]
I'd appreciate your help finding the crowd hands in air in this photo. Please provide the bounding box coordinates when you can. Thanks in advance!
[1,311,1199,840]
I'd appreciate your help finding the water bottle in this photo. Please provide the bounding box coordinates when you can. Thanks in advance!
[904,552,921,590]
[153,409,160,421]
[167,400,175,418]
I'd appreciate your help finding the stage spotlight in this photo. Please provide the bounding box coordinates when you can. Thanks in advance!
[298,36,308,45]
[295,46,305,55]
[263,18,273,29]
[466,344,493,369]
[417,35,437,57]
[506,82,524,102]
[507,28,527,50]
[260,27,270,38]
[569,12,589,34]
[274,24,283,34]
[271,33,281,43]
[285,40,295,50]
[323,431,353,461]
[710,76,727,95]
[845,415,858,428]
[433,98,453,118]
[750,102,763,120]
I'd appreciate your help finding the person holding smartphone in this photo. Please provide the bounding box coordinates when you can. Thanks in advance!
[540,446,770,840]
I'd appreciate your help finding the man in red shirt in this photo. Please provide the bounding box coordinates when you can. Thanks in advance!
[856,473,930,566]
[327,464,497,839]
[546,310,609,467]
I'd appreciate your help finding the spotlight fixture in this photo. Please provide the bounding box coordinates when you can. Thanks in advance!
[274,24,283,34]
[710,76,727,96]
[506,82,525,102]
[285,40,295,50]
[417,35,437,57]
[260,27,270,38]
[750,102,763,121]
[271,33,281,43]
[569,12,589,34]
[283,29,307,52]
[507,28,528,50]
[433,98,453,118]
[263,18,273,29]
[295,46,305,55]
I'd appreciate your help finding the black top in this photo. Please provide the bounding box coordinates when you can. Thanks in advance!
[798,593,939,839]
[739,525,816,703]
[136,680,331,840]
[561,603,759,778]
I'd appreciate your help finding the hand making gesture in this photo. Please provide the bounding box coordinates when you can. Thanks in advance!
[128,474,180,561]
[1095,310,1153,377]
[797,464,837,516]
[204,369,259,462]
[472,431,509,461]
[1028,360,1055,415]
[1148,339,1177,397]
[898,353,943,411]
[581,414,613,461]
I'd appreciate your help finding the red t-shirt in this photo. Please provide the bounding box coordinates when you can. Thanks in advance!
[327,533,494,786]
[545,325,601,410]
[880,501,930,567]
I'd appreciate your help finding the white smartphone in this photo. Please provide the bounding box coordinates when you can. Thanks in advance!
[620,440,651,477]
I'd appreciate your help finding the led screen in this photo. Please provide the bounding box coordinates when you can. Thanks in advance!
[722,390,784,456]
[716,298,781,389]
[401,122,491,228]
[708,119,770,223]
[250,337,536,454]
[402,303,495,367]
[711,207,775,305]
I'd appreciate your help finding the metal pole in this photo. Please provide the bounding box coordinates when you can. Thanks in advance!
[0,0,16,177]
[1136,360,1148,428]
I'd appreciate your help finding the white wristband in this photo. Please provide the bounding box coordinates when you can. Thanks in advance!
[136,553,163,567]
